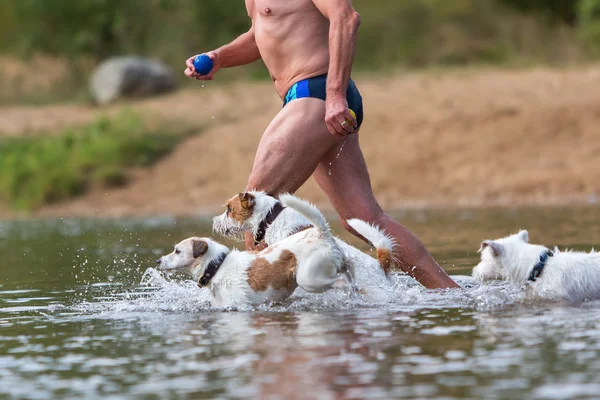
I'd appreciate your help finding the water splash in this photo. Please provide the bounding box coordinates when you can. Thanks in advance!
[67,265,527,317]
[328,139,348,176]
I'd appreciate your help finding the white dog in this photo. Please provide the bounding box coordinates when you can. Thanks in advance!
[473,230,600,302]
[157,194,393,308]
[212,191,394,278]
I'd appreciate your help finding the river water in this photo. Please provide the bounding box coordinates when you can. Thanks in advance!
[1,207,600,399]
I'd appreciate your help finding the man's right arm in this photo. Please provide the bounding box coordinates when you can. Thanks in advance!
[215,25,261,68]
[185,25,261,80]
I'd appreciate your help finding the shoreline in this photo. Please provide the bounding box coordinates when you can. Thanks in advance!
[1,195,598,221]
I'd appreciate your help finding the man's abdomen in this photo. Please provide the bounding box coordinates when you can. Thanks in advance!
[253,9,330,97]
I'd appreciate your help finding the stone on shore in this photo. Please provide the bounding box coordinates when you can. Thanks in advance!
[90,56,177,105]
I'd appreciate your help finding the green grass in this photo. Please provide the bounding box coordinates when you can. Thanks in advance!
[0,110,191,210]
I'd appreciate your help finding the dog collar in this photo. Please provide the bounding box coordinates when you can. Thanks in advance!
[527,249,554,282]
[254,202,285,245]
[198,252,228,287]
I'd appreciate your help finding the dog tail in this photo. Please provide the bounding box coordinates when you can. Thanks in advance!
[347,219,395,275]
[279,194,332,240]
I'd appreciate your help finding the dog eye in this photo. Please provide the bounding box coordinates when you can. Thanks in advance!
[175,249,181,255]
[226,206,231,213]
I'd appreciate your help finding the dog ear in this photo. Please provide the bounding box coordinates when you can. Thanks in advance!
[192,240,208,258]
[517,230,529,243]
[238,192,255,209]
[478,241,488,253]
[479,240,503,257]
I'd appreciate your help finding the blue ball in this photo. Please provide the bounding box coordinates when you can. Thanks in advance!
[193,54,214,76]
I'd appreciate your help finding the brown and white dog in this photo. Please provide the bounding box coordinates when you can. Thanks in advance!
[212,191,395,278]
[157,194,377,308]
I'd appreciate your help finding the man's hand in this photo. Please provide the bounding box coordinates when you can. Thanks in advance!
[325,95,358,138]
[184,51,220,81]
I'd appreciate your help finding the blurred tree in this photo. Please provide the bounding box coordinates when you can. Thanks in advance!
[578,0,600,53]
[186,0,250,50]
[0,3,17,50]
[2,0,251,60]
[0,0,593,103]
[13,0,119,58]
[498,0,581,24]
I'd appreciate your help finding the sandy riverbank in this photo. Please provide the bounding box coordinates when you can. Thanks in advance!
[1,66,600,219]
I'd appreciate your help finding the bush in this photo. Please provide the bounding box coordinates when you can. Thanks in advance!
[0,0,592,106]
[0,111,185,210]
[498,0,581,24]
[578,0,600,53]
[1,0,250,61]
[354,0,580,68]
[0,0,585,68]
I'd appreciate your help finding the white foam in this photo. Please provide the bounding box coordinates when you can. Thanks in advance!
[69,267,529,315]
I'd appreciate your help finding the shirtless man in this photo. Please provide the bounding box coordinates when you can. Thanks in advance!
[184,0,459,289]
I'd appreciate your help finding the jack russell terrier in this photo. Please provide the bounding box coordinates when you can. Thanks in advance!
[212,191,395,279]
[157,194,394,308]
[473,230,600,303]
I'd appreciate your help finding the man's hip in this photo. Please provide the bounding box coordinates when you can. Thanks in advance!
[282,74,364,128]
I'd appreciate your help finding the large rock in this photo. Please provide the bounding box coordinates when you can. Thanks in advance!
[90,57,177,105]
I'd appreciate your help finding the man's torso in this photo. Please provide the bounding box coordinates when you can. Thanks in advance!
[245,0,331,98]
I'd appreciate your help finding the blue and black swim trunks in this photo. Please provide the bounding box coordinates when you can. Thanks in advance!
[283,74,364,128]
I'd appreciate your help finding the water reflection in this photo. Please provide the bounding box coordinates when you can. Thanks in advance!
[2,207,600,398]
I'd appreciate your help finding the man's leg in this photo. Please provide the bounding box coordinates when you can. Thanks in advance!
[244,98,338,249]
[313,132,459,289]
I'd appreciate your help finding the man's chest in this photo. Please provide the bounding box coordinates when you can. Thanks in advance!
[246,0,314,19]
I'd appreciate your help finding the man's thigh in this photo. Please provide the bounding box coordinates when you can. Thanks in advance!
[246,98,339,195]
[313,132,383,221]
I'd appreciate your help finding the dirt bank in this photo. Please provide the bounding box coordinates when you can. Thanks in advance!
[2,66,600,218]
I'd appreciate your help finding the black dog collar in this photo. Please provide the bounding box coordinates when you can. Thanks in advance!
[254,202,285,245]
[527,249,554,282]
[198,252,228,287]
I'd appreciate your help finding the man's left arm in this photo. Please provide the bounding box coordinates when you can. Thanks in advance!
[312,0,361,137]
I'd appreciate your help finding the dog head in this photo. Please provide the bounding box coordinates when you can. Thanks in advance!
[472,230,530,282]
[212,191,276,241]
[156,237,228,280]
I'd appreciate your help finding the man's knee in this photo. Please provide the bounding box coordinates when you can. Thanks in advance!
[246,173,276,196]
[245,177,262,193]
[338,208,385,234]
